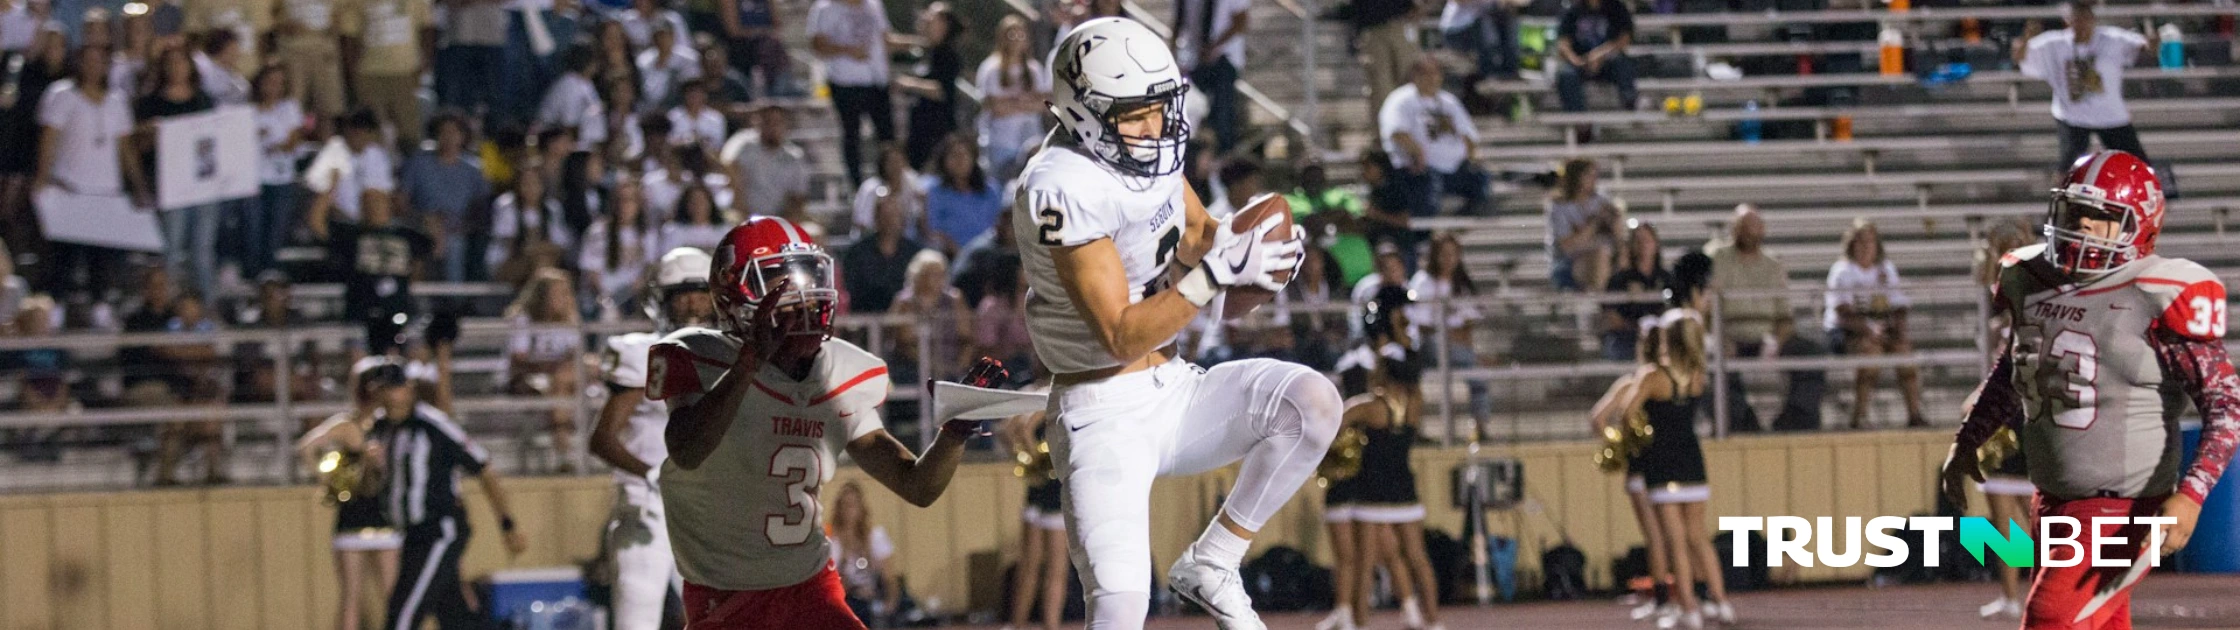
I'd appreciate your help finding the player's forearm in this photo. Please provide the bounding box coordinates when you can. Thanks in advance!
[898,430,969,507]
[1953,353,2020,452]
[1097,288,1203,363]
[590,391,653,476]
[665,366,758,469]
[478,469,517,524]
[2156,334,2240,503]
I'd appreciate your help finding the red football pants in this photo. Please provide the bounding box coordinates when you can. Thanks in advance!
[682,563,865,630]
[2024,495,2168,630]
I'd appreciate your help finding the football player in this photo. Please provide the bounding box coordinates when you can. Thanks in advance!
[589,247,713,630]
[1942,150,2240,628]
[1017,18,1339,630]
[648,217,979,630]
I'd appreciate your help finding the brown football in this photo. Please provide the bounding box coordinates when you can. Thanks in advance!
[1220,192,1294,320]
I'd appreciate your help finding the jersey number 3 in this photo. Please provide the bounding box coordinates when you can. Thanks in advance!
[766,445,821,546]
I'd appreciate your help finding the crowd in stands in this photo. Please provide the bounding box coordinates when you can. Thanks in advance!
[0,0,2182,482]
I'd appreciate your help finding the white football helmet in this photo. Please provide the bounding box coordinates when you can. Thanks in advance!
[1049,17,1191,177]
[645,246,713,331]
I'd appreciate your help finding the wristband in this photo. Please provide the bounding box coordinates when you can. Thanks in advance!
[500,516,517,532]
[1176,266,1220,308]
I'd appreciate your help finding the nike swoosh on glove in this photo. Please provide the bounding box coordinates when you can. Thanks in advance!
[1204,213,1305,292]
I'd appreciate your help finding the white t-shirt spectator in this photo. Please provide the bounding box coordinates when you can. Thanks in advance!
[973,58,1046,158]
[1440,0,1493,32]
[1378,83,1479,173]
[254,99,306,186]
[2020,26,2147,129]
[667,106,726,152]
[635,47,701,111]
[1176,0,1251,69]
[807,0,889,87]
[332,144,396,221]
[195,51,250,105]
[1823,258,1910,331]
[1406,271,1482,330]
[0,4,36,52]
[642,168,733,220]
[535,73,607,144]
[719,129,811,215]
[851,170,923,234]
[659,221,730,255]
[616,7,688,51]
[37,80,133,195]
[579,222,658,303]
[487,192,575,271]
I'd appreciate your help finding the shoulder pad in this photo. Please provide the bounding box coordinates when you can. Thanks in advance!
[808,339,891,409]
[1999,243,2049,269]
[602,332,662,389]
[2138,258,2228,341]
[647,328,739,401]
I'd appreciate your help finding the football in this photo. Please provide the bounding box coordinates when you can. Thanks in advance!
[1220,193,1295,320]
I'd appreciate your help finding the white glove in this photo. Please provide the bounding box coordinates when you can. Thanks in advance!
[1177,213,1305,307]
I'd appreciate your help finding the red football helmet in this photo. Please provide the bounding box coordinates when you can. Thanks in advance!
[2046,150,2165,274]
[710,217,838,351]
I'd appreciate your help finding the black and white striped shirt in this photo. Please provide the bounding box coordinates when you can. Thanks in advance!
[372,403,490,529]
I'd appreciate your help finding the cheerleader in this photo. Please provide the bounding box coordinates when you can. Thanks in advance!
[1328,286,1447,630]
[1317,418,1368,630]
[1624,253,1734,629]
[1589,320,1674,622]
[1000,407,1071,630]
[295,358,406,630]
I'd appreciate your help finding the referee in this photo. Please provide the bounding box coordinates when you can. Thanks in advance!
[366,334,529,630]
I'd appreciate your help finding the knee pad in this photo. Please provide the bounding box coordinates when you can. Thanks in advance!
[1274,364,1343,447]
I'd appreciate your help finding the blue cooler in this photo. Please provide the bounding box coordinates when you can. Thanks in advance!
[485,567,590,624]
[2177,421,2240,572]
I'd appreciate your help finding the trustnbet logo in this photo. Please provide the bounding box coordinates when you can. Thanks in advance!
[1716,516,2178,568]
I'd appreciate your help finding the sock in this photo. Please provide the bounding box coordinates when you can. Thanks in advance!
[1188,519,1252,568]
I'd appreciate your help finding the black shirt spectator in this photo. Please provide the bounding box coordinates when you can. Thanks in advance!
[949,208,1018,307]
[841,193,925,313]
[119,268,178,397]
[314,189,432,332]
[898,5,962,170]
[1558,0,1633,58]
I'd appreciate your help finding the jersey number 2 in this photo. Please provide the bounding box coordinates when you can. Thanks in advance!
[765,445,821,546]
[1142,226,1183,297]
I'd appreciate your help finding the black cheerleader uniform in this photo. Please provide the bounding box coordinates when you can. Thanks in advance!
[1637,371,1710,504]
[317,412,401,552]
[1023,422,1066,531]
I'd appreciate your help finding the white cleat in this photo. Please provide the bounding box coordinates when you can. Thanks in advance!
[1704,600,1736,626]
[1980,596,2022,619]
[1168,555,1267,630]
[1655,607,1704,630]
[1630,601,1662,621]
[1402,597,1427,629]
[1314,607,1358,630]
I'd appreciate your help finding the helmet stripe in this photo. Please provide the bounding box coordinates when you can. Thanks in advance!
[778,217,806,244]
[2081,151,2113,185]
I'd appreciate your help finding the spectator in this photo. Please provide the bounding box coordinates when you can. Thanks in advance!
[829,481,905,626]
[2016,0,2152,169]
[345,0,432,148]
[615,0,687,50]
[1356,149,1417,265]
[842,192,924,314]
[307,108,397,224]
[892,249,973,382]
[1285,161,1375,287]
[1554,0,1638,113]
[119,267,178,414]
[598,78,646,161]
[187,0,268,74]
[851,142,923,238]
[1442,0,1519,82]
[1379,58,1489,216]
[1601,220,1669,361]
[948,205,1016,311]
[537,47,608,145]
[134,44,219,297]
[579,175,656,317]
[921,134,1003,255]
[972,266,1034,380]
[489,167,572,280]
[434,0,508,121]
[5,295,70,460]
[717,0,788,98]
[1173,0,1249,151]
[1282,243,1349,371]
[0,0,33,55]
[718,103,809,217]
[1351,244,1408,312]
[1825,218,1924,429]
[0,26,66,252]
[1706,204,1821,432]
[313,188,431,330]
[153,291,228,486]
[1207,158,1261,217]
[665,79,725,155]
[1409,232,1491,429]
[193,29,249,105]
[530,126,577,191]
[111,5,156,97]
[80,7,114,51]
[504,268,584,472]
[274,0,350,116]
[1349,0,1420,116]
[645,140,734,219]
[496,0,579,131]
[233,272,320,408]
[895,3,962,170]
[976,15,1047,180]
[1053,0,1126,47]
[589,20,642,107]
[247,65,306,278]
[399,112,491,282]
[808,0,896,185]
[36,43,148,296]
[635,24,700,112]
[1546,158,1621,292]
[557,149,607,242]
[634,111,677,172]
[695,41,754,110]
[658,182,728,252]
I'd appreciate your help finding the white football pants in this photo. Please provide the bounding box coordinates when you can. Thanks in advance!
[606,478,680,630]
[1047,358,1342,630]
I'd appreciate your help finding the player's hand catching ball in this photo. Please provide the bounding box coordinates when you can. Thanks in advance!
[1937,443,1983,514]
[2157,494,2202,556]
[1199,212,1303,292]
[941,357,1013,439]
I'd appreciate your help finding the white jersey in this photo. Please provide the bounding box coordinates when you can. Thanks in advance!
[602,332,670,485]
[1013,142,1192,374]
[646,327,891,591]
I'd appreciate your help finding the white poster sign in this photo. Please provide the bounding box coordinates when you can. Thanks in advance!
[35,187,163,252]
[157,105,259,210]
